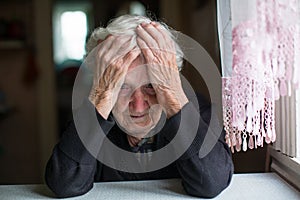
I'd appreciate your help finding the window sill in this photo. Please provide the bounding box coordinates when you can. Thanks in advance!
[269,146,300,191]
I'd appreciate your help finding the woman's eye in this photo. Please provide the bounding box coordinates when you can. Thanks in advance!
[145,83,153,89]
[119,84,131,96]
[121,84,130,89]
[143,84,156,95]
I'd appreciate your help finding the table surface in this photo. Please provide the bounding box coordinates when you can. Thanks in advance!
[0,173,299,200]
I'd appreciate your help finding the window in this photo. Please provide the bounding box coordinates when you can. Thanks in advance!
[270,82,300,190]
[53,2,92,69]
[297,89,300,158]
[217,0,300,189]
[60,11,87,61]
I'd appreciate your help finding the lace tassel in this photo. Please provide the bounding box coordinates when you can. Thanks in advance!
[248,134,254,149]
[280,79,287,96]
[242,133,247,151]
[236,132,242,152]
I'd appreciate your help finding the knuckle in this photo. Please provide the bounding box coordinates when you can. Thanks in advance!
[102,54,113,66]
[105,34,114,40]
[114,36,124,44]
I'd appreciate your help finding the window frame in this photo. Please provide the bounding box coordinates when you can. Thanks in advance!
[269,88,300,191]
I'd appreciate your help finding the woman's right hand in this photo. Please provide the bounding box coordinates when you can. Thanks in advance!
[89,35,141,119]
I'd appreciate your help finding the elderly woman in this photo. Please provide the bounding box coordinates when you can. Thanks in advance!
[45,14,233,198]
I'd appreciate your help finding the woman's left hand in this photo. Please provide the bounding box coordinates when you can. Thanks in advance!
[136,22,188,118]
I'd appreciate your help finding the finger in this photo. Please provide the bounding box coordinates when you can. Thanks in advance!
[148,22,176,53]
[102,47,141,84]
[99,35,131,63]
[140,23,165,46]
[108,48,141,104]
[136,24,159,49]
[102,36,131,62]
[149,22,170,41]
[111,35,134,56]
[99,36,133,75]
[136,37,154,61]
[110,48,141,88]
[138,23,176,56]
[95,35,116,80]
[97,35,115,58]
[122,47,142,67]
[140,22,169,50]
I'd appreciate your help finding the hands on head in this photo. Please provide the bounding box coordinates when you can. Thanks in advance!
[136,22,189,118]
[88,19,188,141]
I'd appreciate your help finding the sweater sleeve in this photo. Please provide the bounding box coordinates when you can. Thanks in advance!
[162,99,234,198]
[45,99,115,198]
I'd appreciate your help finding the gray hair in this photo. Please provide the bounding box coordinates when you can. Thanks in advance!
[85,14,184,70]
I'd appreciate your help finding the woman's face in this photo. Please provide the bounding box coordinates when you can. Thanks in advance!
[112,56,163,138]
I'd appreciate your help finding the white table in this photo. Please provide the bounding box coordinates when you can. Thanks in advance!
[0,173,299,199]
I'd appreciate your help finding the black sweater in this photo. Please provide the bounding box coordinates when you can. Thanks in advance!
[45,97,234,198]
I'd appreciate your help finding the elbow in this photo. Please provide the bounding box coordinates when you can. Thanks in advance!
[183,179,230,198]
[183,169,233,198]
[45,161,93,198]
[183,182,223,198]
[45,171,71,198]
[45,170,66,198]
[45,174,93,198]
[45,179,70,198]
[188,190,219,198]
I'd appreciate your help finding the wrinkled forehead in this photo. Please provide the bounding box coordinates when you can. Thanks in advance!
[125,55,150,86]
[128,54,145,70]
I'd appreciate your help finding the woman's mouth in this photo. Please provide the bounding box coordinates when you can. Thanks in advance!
[130,113,150,125]
[130,114,145,118]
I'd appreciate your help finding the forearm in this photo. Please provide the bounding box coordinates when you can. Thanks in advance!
[177,103,233,198]
[45,145,97,198]
[176,139,233,198]
[45,99,115,197]
[162,100,233,198]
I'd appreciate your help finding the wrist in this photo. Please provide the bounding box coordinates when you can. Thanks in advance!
[161,90,189,118]
[89,91,113,120]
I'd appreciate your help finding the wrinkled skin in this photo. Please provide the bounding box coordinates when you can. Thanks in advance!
[89,22,188,146]
[136,22,188,118]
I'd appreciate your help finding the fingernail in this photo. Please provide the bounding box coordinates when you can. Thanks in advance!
[97,39,103,44]
[151,21,159,27]
[105,34,113,39]
[141,22,148,27]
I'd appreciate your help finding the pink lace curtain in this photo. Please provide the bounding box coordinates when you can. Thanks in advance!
[218,0,300,152]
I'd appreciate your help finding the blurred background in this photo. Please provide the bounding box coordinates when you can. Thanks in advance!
[0,0,267,184]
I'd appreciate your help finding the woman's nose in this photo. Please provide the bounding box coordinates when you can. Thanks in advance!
[130,88,149,113]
